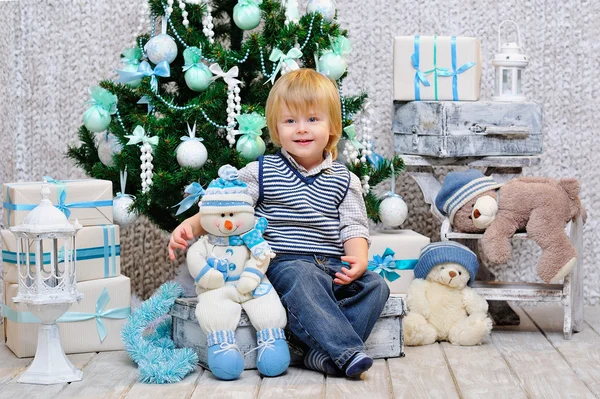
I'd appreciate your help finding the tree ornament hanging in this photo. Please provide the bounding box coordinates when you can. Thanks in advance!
[209,64,242,146]
[341,124,363,166]
[125,125,158,195]
[317,35,351,81]
[83,86,118,133]
[282,0,300,25]
[177,122,208,168]
[96,131,123,167]
[113,168,139,227]
[378,164,408,227]
[306,0,336,22]
[200,0,215,44]
[144,17,178,64]
[182,47,213,92]
[267,47,302,84]
[234,112,266,161]
[117,60,171,93]
[233,0,262,30]
[116,48,143,88]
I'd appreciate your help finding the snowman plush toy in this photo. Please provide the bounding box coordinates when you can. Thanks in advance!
[187,165,290,380]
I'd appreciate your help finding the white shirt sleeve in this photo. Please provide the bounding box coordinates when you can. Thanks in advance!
[339,172,371,246]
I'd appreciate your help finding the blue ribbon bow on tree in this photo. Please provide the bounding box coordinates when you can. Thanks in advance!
[342,125,364,150]
[172,182,205,216]
[368,248,417,282]
[116,60,171,92]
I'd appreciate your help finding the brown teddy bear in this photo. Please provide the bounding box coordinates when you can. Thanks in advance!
[435,170,586,283]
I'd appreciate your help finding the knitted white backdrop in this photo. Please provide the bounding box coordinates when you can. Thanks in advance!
[0,0,598,302]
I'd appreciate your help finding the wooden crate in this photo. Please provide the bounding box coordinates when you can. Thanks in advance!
[393,101,543,158]
[170,295,406,370]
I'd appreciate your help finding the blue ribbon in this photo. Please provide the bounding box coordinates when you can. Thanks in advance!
[172,182,205,216]
[116,60,170,92]
[2,289,131,342]
[368,248,418,282]
[411,36,476,101]
[411,36,430,101]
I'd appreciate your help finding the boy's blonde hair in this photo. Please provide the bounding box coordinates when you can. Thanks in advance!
[265,69,342,159]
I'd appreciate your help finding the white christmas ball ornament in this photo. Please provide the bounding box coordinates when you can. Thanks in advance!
[113,195,139,227]
[306,0,336,21]
[144,34,178,64]
[177,140,208,168]
[379,195,408,227]
[97,133,123,167]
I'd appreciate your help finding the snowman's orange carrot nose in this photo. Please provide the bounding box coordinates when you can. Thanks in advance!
[224,220,233,230]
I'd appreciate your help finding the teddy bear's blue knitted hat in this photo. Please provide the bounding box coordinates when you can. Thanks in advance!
[414,241,479,284]
[435,169,502,224]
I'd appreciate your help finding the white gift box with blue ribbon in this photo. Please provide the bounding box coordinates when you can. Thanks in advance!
[2,178,113,228]
[368,230,430,294]
[3,275,130,358]
[2,225,120,283]
[393,36,481,101]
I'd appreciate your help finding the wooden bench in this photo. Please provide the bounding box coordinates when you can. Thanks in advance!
[170,295,406,370]
[402,155,584,339]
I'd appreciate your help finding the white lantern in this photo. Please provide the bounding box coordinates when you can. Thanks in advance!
[9,183,84,384]
[492,20,529,102]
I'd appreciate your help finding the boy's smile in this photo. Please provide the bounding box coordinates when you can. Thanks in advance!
[277,104,331,170]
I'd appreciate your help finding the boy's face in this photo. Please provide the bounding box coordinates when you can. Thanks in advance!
[276,103,331,170]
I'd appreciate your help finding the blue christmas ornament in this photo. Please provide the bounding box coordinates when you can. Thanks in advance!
[118,48,143,88]
[233,0,262,30]
[83,86,117,133]
[306,0,336,21]
[182,47,213,92]
[236,135,265,161]
[145,33,178,64]
[317,36,351,81]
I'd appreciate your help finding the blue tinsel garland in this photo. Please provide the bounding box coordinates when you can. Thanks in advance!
[121,281,198,384]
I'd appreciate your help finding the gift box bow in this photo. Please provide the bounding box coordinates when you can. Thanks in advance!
[368,248,418,282]
[2,287,130,342]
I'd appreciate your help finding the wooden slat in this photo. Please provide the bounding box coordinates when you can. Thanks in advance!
[388,344,459,399]
[57,351,139,398]
[491,306,594,398]
[124,369,203,399]
[191,369,261,399]
[445,231,528,240]
[441,338,527,399]
[258,366,324,399]
[0,327,32,385]
[0,352,95,398]
[325,359,390,399]
[472,281,564,302]
[401,155,541,168]
[524,305,600,395]
[583,306,600,334]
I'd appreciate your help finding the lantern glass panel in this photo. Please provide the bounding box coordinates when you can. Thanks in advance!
[502,68,513,95]
[516,69,522,94]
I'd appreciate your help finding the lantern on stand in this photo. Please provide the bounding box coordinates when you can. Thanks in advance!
[10,184,83,384]
[492,20,529,102]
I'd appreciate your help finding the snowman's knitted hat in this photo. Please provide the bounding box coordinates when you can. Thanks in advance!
[199,165,254,215]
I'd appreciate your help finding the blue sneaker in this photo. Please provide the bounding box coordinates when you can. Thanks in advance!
[254,328,290,377]
[206,330,244,380]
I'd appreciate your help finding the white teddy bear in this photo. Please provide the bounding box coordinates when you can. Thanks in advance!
[404,242,493,346]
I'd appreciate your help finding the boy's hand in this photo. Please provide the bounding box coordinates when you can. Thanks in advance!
[168,223,194,260]
[335,256,368,285]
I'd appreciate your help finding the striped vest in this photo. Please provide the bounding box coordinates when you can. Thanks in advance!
[255,154,351,256]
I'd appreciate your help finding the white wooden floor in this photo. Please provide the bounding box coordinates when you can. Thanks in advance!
[2,304,600,398]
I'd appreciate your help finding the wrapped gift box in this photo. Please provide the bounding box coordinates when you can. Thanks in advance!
[3,274,130,358]
[393,36,481,101]
[368,230,430,294]
[2,225,120,283]
[2,179,113,228]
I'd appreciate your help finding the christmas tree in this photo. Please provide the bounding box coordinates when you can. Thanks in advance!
[67,0,404,232]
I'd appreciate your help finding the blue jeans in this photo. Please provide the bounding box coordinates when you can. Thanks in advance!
[266,254,390,368]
